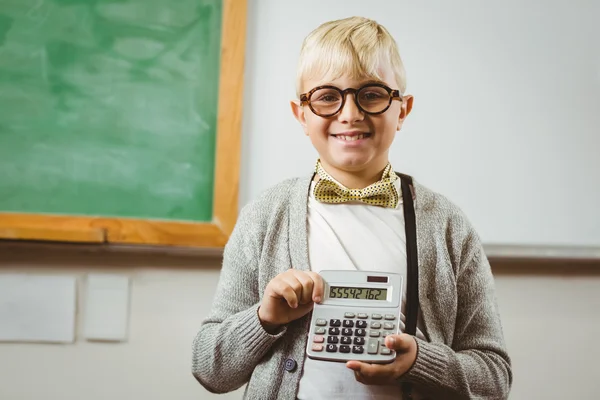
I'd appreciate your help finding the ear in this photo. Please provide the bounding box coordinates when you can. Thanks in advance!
[291,100,309,136]
[397,95,414,131]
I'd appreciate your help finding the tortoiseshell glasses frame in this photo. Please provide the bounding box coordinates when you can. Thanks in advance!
[299,83,402,117]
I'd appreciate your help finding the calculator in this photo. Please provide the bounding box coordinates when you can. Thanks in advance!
[306,270,403,364]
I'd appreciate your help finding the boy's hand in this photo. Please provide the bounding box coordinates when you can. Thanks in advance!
[346,334,417,385]
[258,270,324,333]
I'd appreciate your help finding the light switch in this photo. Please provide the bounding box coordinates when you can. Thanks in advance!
[83,274,130,341]
[0,274,77,343]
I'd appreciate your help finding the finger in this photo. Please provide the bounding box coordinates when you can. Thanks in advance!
[280,274,305,308]
[346,361,367,384]
[353,369,365,384]
[271,278,299,308]
[346,360,362,371]
[385,334,414,352]
[346,361,394,384]
[291,271,314,305]
[306,271,324,303]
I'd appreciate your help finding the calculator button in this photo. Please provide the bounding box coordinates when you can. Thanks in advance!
[313,335,324,343]
[352,345,364,354]
[383,322,395,330]
[330,319,342,327]
[343,320,354,328]
[356,320,368,329]
[327,336,339,344]
[357,313,368,319]
[367,338,379,354]
[355,329,366,337]
[369,330,380,338]
[315,327,326,335]
[384,314,396,320]
[370,322,382,329]
[353,337,365,345]
[316,319,327,326]
[312,344,324,352]
[371,313,382,320]
[326,344,338,353]
[380,347,392,355]
[340,345,351,353]
[341,328,353,336]
[344,312,356,318]
[341,336,352,345]
[328,328,340,335]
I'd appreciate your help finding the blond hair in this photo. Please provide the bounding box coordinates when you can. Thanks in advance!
[296,16,407,97]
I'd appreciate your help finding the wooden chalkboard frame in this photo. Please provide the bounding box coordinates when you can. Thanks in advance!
[0,0,246,248]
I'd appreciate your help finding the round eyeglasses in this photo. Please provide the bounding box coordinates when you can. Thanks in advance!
[300,83,402,117]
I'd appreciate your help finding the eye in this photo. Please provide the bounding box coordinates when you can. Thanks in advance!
[316,94,341,103]
[360,91,386,101]
[311,88,342,104]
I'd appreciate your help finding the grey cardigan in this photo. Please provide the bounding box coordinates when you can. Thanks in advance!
[192,175,512,400]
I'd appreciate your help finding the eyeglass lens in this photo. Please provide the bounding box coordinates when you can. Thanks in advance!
[309,86,391,116]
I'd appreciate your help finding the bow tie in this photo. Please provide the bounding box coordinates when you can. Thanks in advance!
[312,160,400,208]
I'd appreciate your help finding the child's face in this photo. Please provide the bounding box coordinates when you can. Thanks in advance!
[292,62,413,175]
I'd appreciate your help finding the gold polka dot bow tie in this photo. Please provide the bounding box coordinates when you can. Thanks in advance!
[313,160,400,208]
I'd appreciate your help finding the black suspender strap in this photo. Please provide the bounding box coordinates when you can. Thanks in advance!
[398,173,419,336]
[398,173,419,399]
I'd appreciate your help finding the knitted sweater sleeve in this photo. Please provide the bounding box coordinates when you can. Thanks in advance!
[191,203,286,393]
[402,222,513,399]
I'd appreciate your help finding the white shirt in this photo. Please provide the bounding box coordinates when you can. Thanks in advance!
[297,179,426,400]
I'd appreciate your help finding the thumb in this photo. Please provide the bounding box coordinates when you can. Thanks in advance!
[385,333,414,351]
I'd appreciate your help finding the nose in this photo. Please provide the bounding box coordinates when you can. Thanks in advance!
[337,92,364,123]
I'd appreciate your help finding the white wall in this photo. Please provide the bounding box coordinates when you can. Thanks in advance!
[1,244,599,400]
[0,244,244,400]
[494,267,600,399]
[241,0,600,251]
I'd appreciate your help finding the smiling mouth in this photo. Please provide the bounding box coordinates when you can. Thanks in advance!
[330,133,372,141]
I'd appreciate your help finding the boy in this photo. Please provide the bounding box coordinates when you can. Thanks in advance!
[192,16,512,400]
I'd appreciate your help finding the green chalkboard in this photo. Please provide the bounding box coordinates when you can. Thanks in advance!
[0,0,223,223]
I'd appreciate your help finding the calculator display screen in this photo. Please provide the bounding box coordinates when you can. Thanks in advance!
[329,286,387,300]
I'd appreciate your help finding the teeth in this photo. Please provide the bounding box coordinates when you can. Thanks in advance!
[337,134,366,141]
